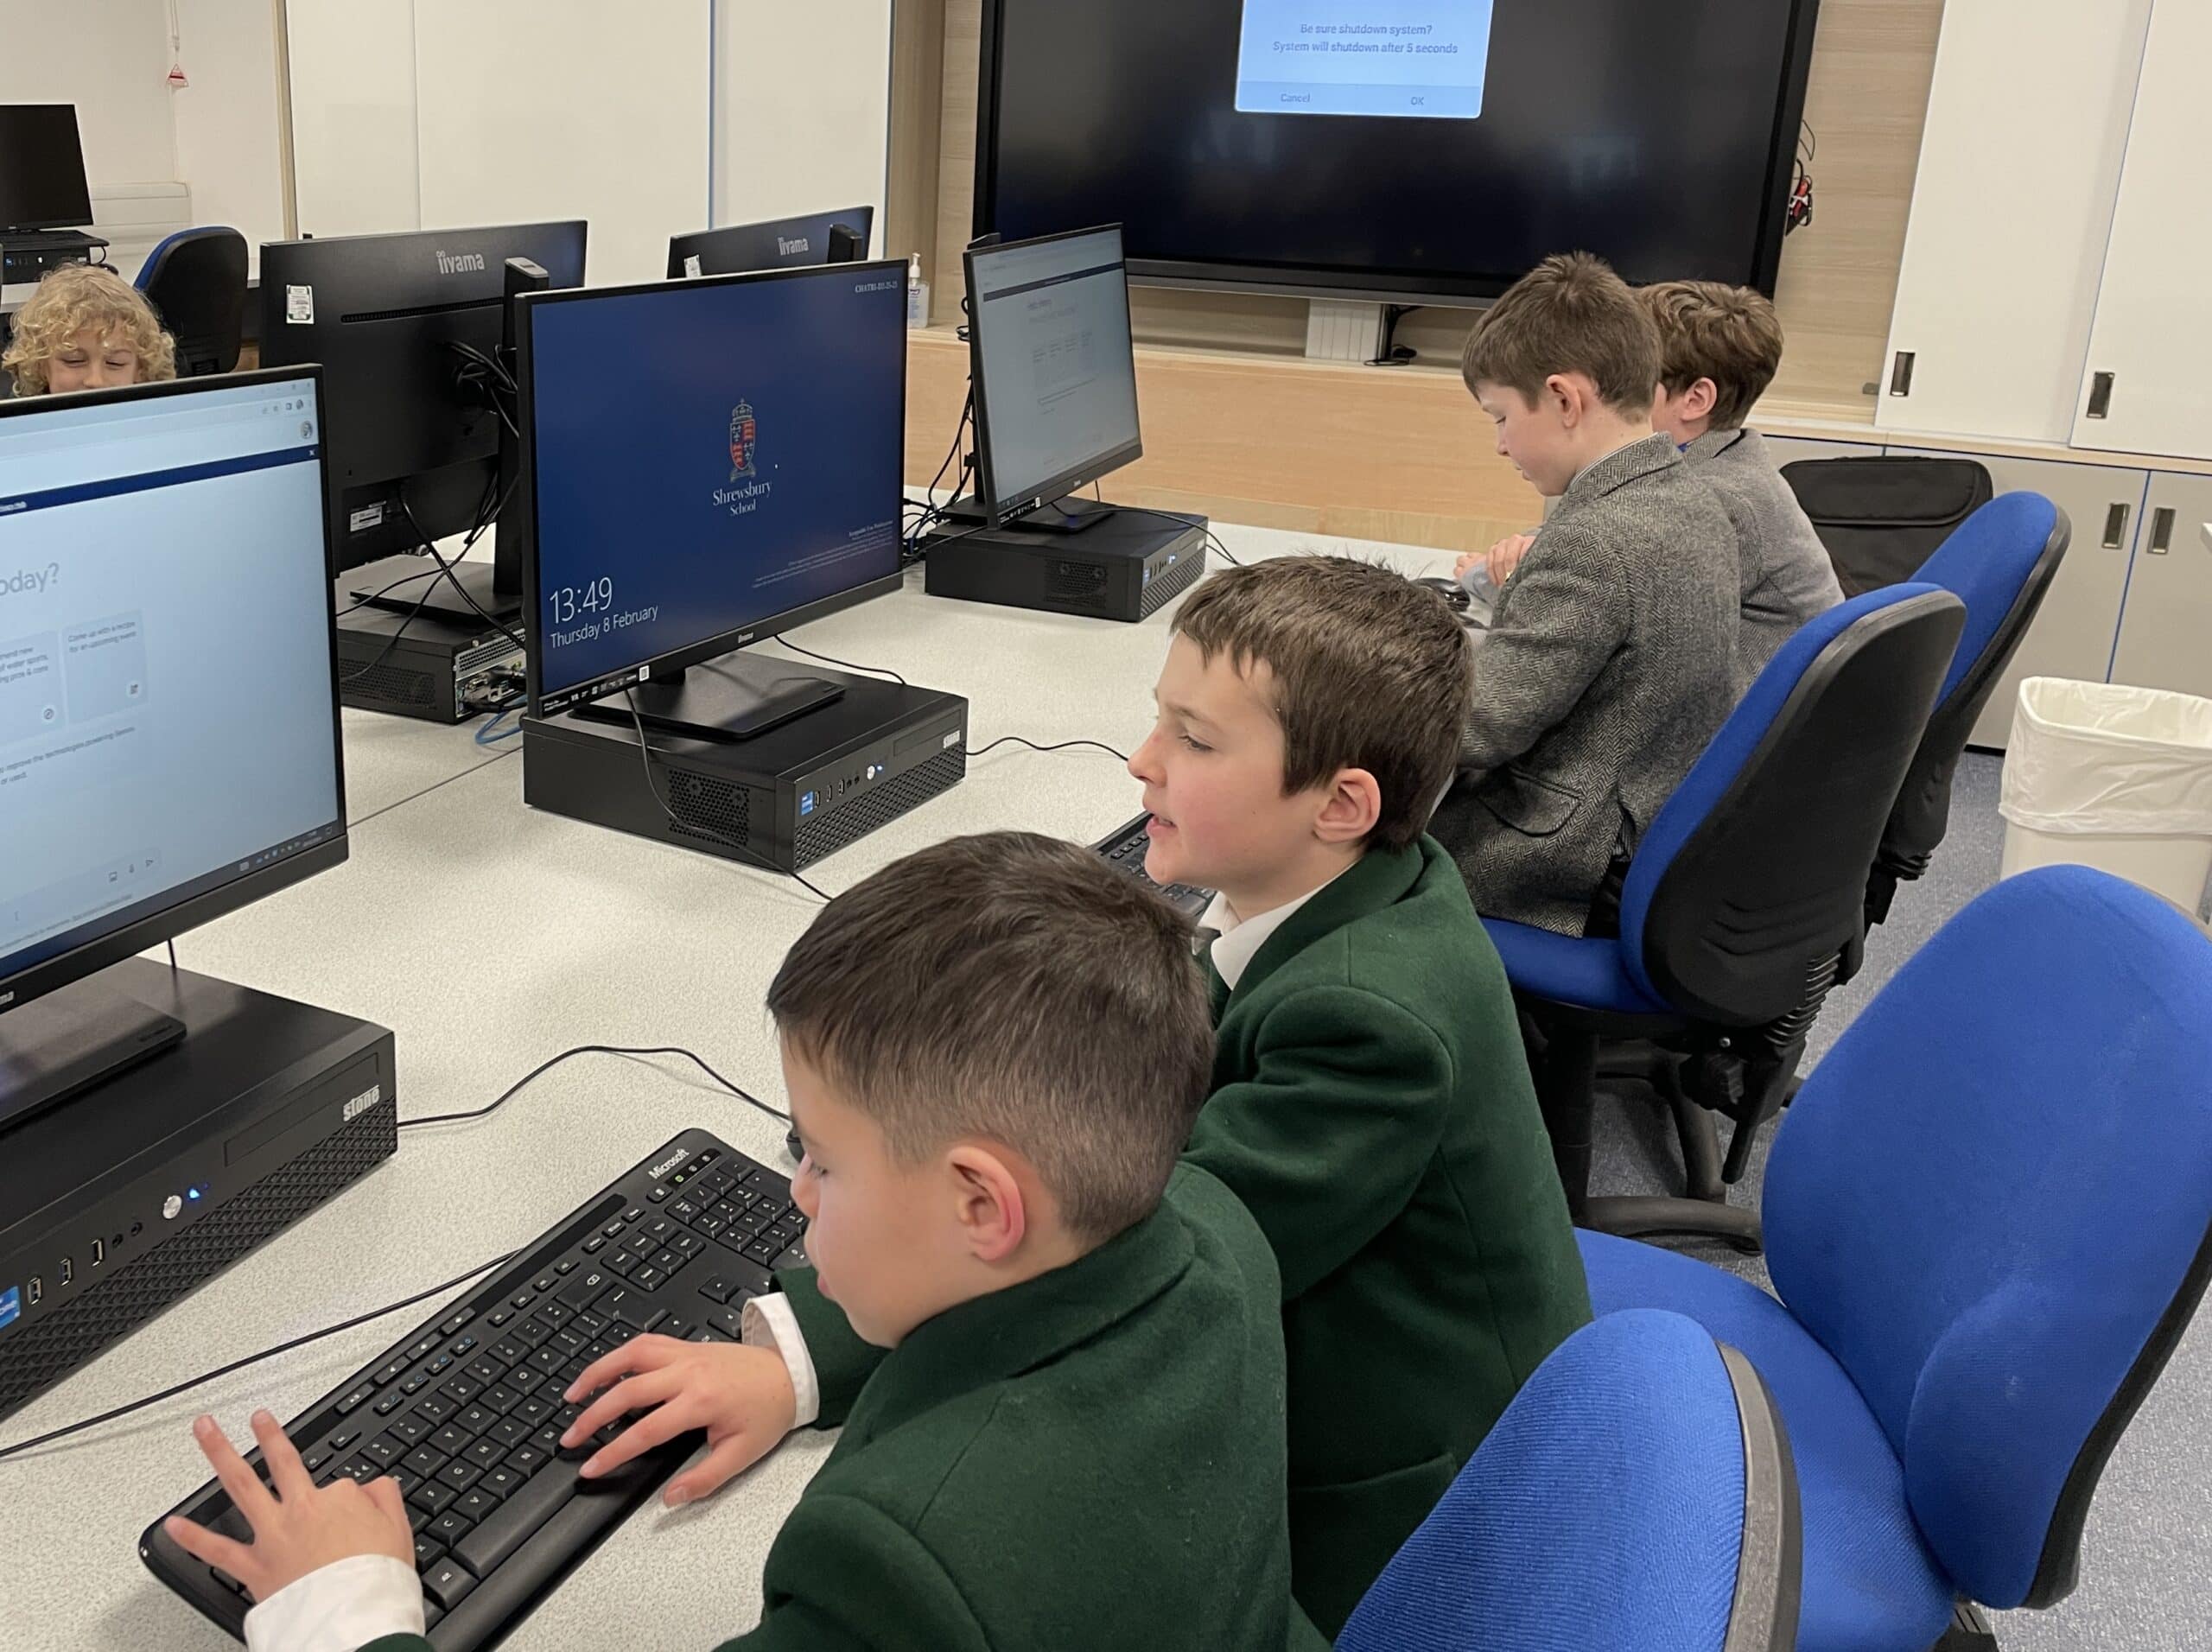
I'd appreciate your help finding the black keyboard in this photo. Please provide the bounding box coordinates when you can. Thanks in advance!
[141,1130,806,1649]
[1092,812,1212,921]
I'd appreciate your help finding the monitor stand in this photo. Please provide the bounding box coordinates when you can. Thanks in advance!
[941,492,1118,535]
[0,978,186,1136]
[349,553,521,629]
[570,653,845,744]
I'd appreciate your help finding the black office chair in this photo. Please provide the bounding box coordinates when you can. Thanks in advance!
[136,227,248,376]
[1482,586,1965,1248]
[1865,492,2070,929]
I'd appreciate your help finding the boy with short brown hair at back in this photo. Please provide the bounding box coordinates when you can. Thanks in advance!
[1433,251,1740,937]
[162,833,1325,1652]
[1640,277,1843,689]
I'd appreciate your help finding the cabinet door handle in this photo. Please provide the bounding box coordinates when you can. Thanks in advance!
[2149,506,2177,555]
[2087,372,2117,419]
[2102,502,2133,550]
[1888,351,1916,397]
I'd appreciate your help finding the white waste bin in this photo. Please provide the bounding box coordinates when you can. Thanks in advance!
[1999,677,2212,917]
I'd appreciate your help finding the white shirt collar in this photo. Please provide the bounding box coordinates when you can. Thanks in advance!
[1202,865,1352,992]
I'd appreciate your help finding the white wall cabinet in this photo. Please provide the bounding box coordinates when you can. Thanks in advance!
[2070,2,2212,461]
[1877,0,2151,446]
[2109,473,2212,698]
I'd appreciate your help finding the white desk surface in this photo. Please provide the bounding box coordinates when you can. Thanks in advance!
[6,521,1459,1651]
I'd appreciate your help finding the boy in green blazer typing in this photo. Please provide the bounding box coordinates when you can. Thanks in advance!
[1128,555,1592,1632]
[162,834,1325,1652]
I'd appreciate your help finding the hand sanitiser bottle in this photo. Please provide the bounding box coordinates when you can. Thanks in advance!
[907,254,930,329]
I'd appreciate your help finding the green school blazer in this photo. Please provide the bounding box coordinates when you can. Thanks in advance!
[1187,836,1592,1636]
[364,1165,1325,1652]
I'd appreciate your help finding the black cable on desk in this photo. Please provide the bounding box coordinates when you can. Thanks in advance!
[766,636,906,685]
[969,734,1132,765]
[0,1254,513,1465]
[397,1042,788,1131]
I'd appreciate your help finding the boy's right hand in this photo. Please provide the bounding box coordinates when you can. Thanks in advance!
[561,1334,798,1506]
[1484,532,1537,587]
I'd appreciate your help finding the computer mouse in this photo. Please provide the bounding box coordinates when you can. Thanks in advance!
[1417,576,1471,613]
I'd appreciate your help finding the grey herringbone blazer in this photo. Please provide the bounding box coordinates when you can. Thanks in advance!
[1687,427,1843,691]
[1433,434,1739,936]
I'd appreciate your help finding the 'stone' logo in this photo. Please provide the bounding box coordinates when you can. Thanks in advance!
[728,401,759,481]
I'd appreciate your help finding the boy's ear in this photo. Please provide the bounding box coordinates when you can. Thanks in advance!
[945,1142,1030,1264]
[1544,372,1592,429]
[1682,378,1720,422]
[1313,766,1382,848]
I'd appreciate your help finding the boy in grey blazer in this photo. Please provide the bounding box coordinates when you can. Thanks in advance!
[1433,254,1739,937]
[1643,280,1843,690]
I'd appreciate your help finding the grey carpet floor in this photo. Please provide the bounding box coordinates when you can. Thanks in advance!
[1580,753,2212,1651]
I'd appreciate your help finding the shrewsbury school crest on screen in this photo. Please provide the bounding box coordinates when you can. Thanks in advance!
[728,401,759,482]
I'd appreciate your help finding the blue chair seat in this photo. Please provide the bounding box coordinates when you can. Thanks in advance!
[1480,917,1672,1018]
[1581,1232,1955,1652]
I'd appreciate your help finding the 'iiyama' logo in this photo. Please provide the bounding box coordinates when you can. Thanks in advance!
[436,249,487,276]
[777,235,810,257]
[649,1149,689,1180]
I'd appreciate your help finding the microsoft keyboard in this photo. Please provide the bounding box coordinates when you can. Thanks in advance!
[141,1129,806,1649]
[1092,812,1212,922]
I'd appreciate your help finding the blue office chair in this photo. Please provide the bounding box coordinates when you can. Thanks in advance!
[1338,1309,1801,1652]
[1867,493,2070,929]
[1580,866,2212,1652]
[136,226,247,376]
[1490,586,1965,1247]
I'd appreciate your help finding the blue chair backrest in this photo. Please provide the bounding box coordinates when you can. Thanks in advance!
[1338,1310,1797,1652]
[1912,491,2063,704]
[136,226,248,376]
[1615,584,1964,1021]
[1764,866,2212,1610]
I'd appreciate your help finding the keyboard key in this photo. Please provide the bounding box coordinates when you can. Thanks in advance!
[465,1357,505,1386]
[437,1308,475,1337]
[454,1460,581,1577]
[466,1438,505,1471]
[391,1416,431,1447]
[506,1365,547,1396]
[622,1206,644,1223]
[648,1185,672,1203]
[555,1258,579,1275]
[488,1417,530,1449]
[335,1455,382,1484]
[708,1306,747,1339]
[406,1334,441,1363]
[373,1393,406,1418]
[670,1232,704,1258]
[512,1318,554,1350]
[480,1384,522,1416]
[530,1344,566,1376]
[697,1276,734,1305]
[417,1395,455,1426]
[441,1375,482,1405]
[334,1382,377,1415]
[510,1293,536,1312]
[480,1465,524,1500]
[413,1534,446,1571]
[559,1270,610,1308]
[430,1425,473,1457]
[645,1217,677,1243]
[457,1405,496,1435]
[658,1314,697,1341]
[505,1443,549,1477]
[632,1264,666,1290]
[393,1467,423,1499]
[456,1487,501,1522]
[426,1355,455,1378]
[410,1478,458,1515]
[428,1510,474,1547]
[372,1360,409,1388]
[436,1458,482,1493]
[329,1429,361,1452]
[601,1221,626,1240]
[742,1236,782,1266]
[513,1395,556,1427]
[582,1235,607,1255]
[670,1198,702,1222]
[401,1374,429,1396]
[363,1435,404,1466]
[532,1275,557,1294]
[490,1338,528,1367]
[302,1447,330,1473]
[423,1559,477,1614]
[536,1301,575,1328]
[409,1505,434,1534]
[604,1249,639,1278]
[404,1446,448,1480]
[486,1306,515,1330]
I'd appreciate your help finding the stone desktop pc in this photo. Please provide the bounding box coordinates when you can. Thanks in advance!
[514,261,968,873]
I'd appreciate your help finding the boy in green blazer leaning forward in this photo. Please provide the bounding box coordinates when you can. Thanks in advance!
[1131,555,1592,1632]
[161,834,1325,1652]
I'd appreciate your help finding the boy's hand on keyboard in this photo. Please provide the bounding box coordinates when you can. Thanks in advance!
[561,1335,798,1506]
[163,1410,415,1602]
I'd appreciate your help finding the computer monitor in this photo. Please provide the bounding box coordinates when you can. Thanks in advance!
[516,259,909,739]
[257,221,587,619]
[962,224,1142,532]
[0,369,346,1133]
[0,105,93,235]
[666,206,875,279]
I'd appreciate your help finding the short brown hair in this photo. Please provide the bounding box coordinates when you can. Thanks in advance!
[1172,556,1471,852]
[766,832,1213,1243]
[1,262,177,396]
[1460,251,1659,416]
[1637,280,1784,430]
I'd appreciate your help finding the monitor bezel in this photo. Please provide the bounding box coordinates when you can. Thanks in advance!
[516,257,912,719]
[666,206,878,280]
[963,223,1145,527]
[0,367,349,1020]
[970,0,1823,304]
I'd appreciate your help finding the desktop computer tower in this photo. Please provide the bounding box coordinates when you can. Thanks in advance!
[520,667,969,873]
[922,510,1210,622]
[0,961,397,1423]
[335,566,527,723]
